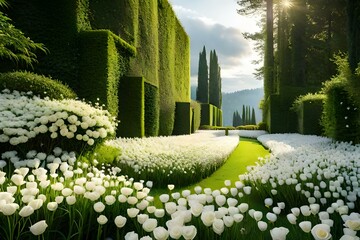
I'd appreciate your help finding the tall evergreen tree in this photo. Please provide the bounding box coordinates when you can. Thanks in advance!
[242,105,246,125]
[347,0,360,73]
[232,111,236,127]
[196,46,209,103]
[251,108,256,125]
[209,50,222,108]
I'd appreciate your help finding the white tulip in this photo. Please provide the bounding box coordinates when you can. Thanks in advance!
[127,208,140,218]
[124,231,138,240]
[93,202,105,213]
[66,196,76,205]
[155,209,165,218]
[300,205,311,216]
[181,225,197,240]
[114,215,127,228]
[137,214,149,224]
[253,211,263,221]
[258,221,268,231]
[311,224,331,240]
[165,202,177,214]
[264,198,273,207]
[212,218,224,235]
[19,205,34,217]
[287,213,297,224]
[142,218,157,232]
[270,227,289,240]
[201,211,215,227]
[266,212,277,223]
[299,221,312,233]
[153,226,169,240]
[97,215,108,225]
[29,220,48,235]
[345,219,360,231]
[238,203,249,213]
[159,194,170,203]
[47,202,58,211]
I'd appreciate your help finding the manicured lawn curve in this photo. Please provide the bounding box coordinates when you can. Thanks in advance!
[106,130,240,187]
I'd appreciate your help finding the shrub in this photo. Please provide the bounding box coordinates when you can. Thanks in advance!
[0,89,117,158]
[172,102,191,135]
[236,125,258,130]
[257,122,267,131]
[144,82,159,137]
[190,100,201,133]
[0,71,76,99]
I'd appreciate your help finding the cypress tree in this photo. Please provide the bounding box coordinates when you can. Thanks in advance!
[232,111,236,127]
[251,108,256,125]
[196,46,208,103]
[209,50,221,108]
[242,105,246,125]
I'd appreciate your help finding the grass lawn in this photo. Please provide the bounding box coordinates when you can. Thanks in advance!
[152,137,269,207]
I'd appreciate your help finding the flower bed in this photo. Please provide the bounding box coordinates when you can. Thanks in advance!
[106,130,240,187]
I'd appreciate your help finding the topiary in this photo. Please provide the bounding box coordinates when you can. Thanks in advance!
[0,71,77,99]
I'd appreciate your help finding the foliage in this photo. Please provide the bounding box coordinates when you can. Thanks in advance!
[196,46,209,103]
[0,0,46,67]
[190,100,201,133]
[209,50,222,108]
[87,144,121,165]
[117,77,144,138]
[108,131,239,188]
[172,102,191,135]
[0,71,76,99]
[291,93,326,111]
[233,110,242,127]
[236,125,258,130]
[144,82,159,137]
[346,0,360,72]
[0,89,116,157]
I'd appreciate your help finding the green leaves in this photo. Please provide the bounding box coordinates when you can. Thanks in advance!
[0,1,47,67]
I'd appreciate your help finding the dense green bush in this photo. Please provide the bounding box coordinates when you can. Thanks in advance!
[292,93,325,135]
[172,102,191,135]
[257,122,267,131]
[236,125,259,130]
[322,79,360,143]
[200,103,213,126]
[144,82,159,137]
[117,77,144,138]
[0,71,76,99]
[78,30,135,116]
[190,100,201,133]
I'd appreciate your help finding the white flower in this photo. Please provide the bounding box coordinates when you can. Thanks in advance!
[19,205,34,217]
[1,203,19,215]
[243,186,251,195]
[339,235,359,240]
[258,221,268,231]
[212,218,224,235]
[11,174,25,186]
[201,211,216,227]
[97,215,108,225]
[66,196,76,205]
[345,219,360,231]
[142,218,157,232]
[181,225,197,240]
[238,203,249,213]
[266,212,277,223]
[93,202,105,213]
[270,227,289,240]
[168,184,175,191]
[300,205,311,216]
[154,209,165,218]
[165,202,177,215]
[159,194,170,203]
[215,195,226,206]
[190,203,203,217]
[233,213,244,223]
[137,214,149,224]
[110,215,125,229]
[28,199,43,210]
[125,231,138,240]
[47,202,58,211]
[127,208,140,218]
[29,220,48,235]
[286,213,297,224]
[153,226,169,240]
[311,224,331,240]
[299,221,312,233]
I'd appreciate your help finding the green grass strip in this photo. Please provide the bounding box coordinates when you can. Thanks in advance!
[183,137,269,191]
[152,137,269,206]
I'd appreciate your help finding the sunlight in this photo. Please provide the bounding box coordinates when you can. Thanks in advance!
[282,0,293,8]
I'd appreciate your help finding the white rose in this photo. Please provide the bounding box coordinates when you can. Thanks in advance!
[93,202,105,213]
[114,215,127,228]
[345,219,360,231]
[97,215,108,225]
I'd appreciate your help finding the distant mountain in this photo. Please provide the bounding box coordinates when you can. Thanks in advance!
[191,86,264,126]
[222,88,263,126]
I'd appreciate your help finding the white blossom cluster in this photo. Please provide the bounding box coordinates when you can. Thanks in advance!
[0,89,116,148]
[106,130,239,185]
[238,130,268,139]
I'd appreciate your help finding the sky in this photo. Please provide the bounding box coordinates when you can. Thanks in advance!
[168,0,263,93]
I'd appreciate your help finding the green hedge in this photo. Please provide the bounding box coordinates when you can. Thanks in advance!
[117,77,144,138]
[190,100,201,133]
[1,0,91,88]
[0,71,76,99]
[172,102,191,135]
[158,0,176,136]
[201,103,213,126]
[322,79,360,143]
[144,82,159,137]
[78,30,134,116]
[292,93,325,135]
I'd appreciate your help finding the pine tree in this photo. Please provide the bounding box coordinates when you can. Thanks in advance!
[196,46,209,103]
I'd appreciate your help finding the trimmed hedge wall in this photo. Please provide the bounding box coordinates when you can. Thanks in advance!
[158,0,176,136]
[78,30,134,116]
[144,82,160,137]
[117,77,144,138]
[0,71,76,99]
[297,99,324,135]
[322,80,360,143]
[201,103,213,126]
[173,102,191,135]
[2,0,91,88]
[190,100,201,133]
